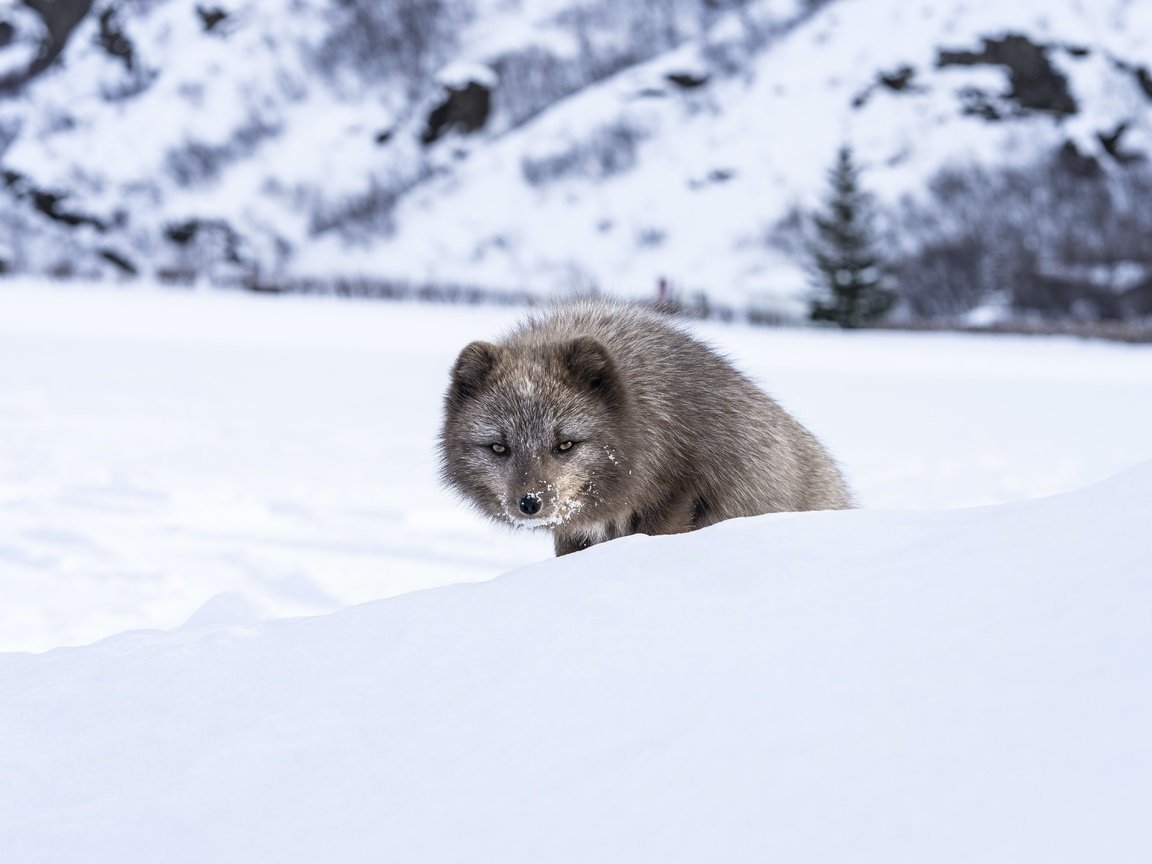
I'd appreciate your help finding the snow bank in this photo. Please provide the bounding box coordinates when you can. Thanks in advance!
[2,462,1150,863]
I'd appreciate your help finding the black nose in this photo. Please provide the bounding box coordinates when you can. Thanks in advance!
[518,494,542,516]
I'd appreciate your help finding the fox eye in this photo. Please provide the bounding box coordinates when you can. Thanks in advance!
[556,441,574,453]
[490,443,508,455]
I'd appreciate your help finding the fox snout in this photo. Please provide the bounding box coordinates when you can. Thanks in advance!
[506,485,581,526]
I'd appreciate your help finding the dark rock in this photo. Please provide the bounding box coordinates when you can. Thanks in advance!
[853,65,921,108]
[1013,271,1126,321]
[1132,65,1152,100]
[1097,122,1144,164]
[374,129,393,145]
[938,34,1078,117]
[956,87,1010,121]
[99,248,137,275]
[96,7,134,71]
[31,190,106,230]
[0,0,93,94]
[665,71,709,90]
[165,221,200,245]
[421,81,491,146]
[196,5,229,34]
[879,65,915,92]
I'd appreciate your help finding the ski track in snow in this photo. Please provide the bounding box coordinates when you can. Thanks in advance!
[1,279,1151,652]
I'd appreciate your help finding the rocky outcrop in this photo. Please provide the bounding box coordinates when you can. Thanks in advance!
[195,5,230,34]
[1097,122,1144,165]
[938,34,1077,118]
[96,6,135,71]
[0,0,93,94]
[421,80,491,145]
[852,64,920,108]
[665,71,709,90]
[3,169,107,230]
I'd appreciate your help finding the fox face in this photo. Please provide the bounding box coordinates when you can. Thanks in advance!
[439,336,632,530]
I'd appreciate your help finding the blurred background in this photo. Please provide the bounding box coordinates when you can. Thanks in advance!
[1,0,1150,652]
[2,0,1151,330]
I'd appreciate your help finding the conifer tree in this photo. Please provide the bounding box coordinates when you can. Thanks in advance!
[809,146,894,328]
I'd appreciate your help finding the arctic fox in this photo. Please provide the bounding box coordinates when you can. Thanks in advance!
[440,301,851,555]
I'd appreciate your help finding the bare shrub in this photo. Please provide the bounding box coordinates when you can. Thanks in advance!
[311,0,466,96]
[521,118,646,185]
[165,117,280,187]
[892,152,1152,320]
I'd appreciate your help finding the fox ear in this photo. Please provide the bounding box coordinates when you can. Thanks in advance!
[559,337,622,405]
[451,341,501,400]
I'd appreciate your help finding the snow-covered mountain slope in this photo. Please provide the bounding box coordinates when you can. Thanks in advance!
[2,460,1150,863]
[3,0,1151,312]
[3,280,1150,653]
[367,0,1152,308]
[0,0,813,285]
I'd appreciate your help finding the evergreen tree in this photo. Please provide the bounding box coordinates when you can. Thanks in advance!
[809,146,894,328]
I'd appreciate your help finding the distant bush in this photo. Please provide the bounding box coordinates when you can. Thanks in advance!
[521,119,647,185]
[311,0,466,96]
[764,144,1152,324]
[307,166,435,241]
[165,117,280,187]
[489,46,603,131]
[892,151,1152,321]
[308,180,399,239]
[95,5,157,103]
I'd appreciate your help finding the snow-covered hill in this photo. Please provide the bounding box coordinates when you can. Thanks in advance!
[3,0,1151,316]
[2,459,1150,863]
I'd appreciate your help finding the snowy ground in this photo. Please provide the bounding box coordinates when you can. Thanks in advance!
[3,281,1151,861]
[2,458,1150,863]
[1,280,1150,653]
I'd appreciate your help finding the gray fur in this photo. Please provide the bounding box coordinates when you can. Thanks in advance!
[439,301,851,555]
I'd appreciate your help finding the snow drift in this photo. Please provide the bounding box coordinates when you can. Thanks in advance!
[3,462,1150,863]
